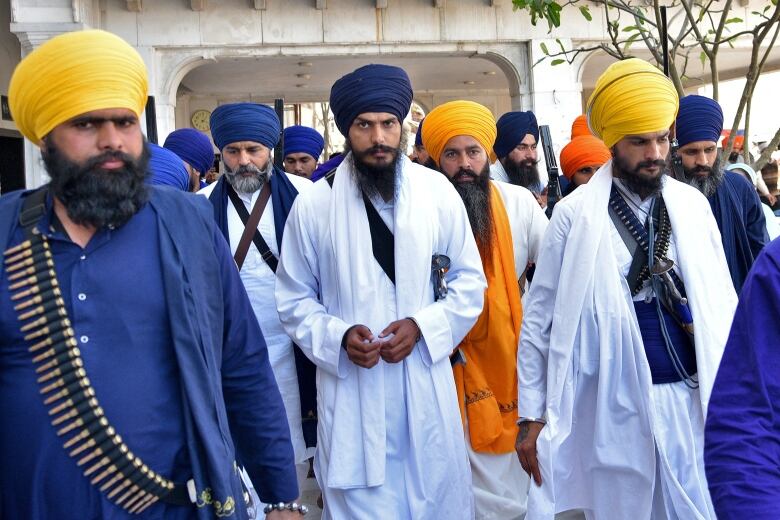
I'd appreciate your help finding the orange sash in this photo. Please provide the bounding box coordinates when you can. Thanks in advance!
[453,183,523,454]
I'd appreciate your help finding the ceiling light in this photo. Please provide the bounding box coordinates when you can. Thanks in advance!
[463,80,476,85]
[296,73,311,80]
[298,62,313,67]
[482,71,497,76]
[296,84,308,88]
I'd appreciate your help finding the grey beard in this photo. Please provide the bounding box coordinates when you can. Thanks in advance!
[224,160,272,193]
[683,160,725,198]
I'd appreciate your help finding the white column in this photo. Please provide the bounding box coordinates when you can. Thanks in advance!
[154,102,177,145]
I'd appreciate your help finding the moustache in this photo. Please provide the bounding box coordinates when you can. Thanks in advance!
[637,159,667,170]
[454,169,478,183]
[520,159,538,168]
[85,151,135,171]
[689,165,713,176]
[365,145,398,155]
[233,164,263,176]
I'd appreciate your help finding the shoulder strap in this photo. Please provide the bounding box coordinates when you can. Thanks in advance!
[608,204,646,291]
[227,183,276,272]
[19,188,49,239]
[363,193,395,285]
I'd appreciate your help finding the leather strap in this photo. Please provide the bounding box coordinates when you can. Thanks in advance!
[362,192,395,285]
[227,183,273,271]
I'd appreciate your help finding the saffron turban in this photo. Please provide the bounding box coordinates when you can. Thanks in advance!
[283,126,324,160]
[560,135,611,180]
[493,111,539,159]
[675,95,723,148]
[422,100,496,167]
[147,143,190,191]
[571,114,592,139]
[8,29,148,144]
[209,103,280,152]
[329,64,413,137]
[163,128,215,176]
[587,58,678,148]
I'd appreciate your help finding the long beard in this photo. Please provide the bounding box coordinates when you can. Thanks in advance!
[503,156,541,193]
[683,157,724,198]
[449,164,494,264]
[42,140,150,229]
[348,142,402,202]
[612,152,666,199]
[224,160,271,194]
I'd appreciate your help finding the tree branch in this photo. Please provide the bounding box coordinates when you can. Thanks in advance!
[753,126,780,172]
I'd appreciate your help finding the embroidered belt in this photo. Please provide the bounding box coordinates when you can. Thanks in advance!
[4,215,186,514]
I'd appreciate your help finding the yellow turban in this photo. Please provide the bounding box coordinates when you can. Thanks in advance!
[422,100,497,167]
[586,58,678,148]
[9,30,148,144]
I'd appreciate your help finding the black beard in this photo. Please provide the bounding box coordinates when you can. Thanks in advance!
[347,141,400,201]
[503,156,541,193]
[224,161,269,194]
[42,139,150,229]
[683,157,724,198]
[447,164,494,264]
[612,152,666,199]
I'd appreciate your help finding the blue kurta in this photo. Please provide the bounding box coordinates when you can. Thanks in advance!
[0,188,297,519]
[704,237,780,519]
[708,171,768,293]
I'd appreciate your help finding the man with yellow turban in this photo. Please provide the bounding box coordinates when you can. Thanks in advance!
[0,30,302,519]
[422,100,547,519]
[515,58,737,520]
[559,134,611,195]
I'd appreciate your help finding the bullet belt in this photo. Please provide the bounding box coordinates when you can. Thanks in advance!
[4,189,192,514]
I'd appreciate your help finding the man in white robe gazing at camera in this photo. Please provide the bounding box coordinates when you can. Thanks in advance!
[274,64,487,520]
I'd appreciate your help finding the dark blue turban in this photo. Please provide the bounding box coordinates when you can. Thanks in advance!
[209,102,281,151]
[283,126,324,160]
[493,111,539,159]
[147,143,190,191]
[329,64,413,137]
[415,117,425,147]
[163,128,214,175]
[675,95,723,148]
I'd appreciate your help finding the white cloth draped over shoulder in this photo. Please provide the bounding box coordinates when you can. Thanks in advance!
[275,154,486,518]
[517,163,737,519]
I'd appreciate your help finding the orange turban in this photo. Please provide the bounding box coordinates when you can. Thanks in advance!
[571,114,592,139]
[560,135,611,180]
[422,100,496,166]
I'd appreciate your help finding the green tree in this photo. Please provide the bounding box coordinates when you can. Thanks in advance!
[514,0,780,170]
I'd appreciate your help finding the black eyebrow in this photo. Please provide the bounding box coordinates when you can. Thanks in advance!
[70,116,137,125]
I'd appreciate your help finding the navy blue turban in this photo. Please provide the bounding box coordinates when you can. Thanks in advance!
[329,64,413,137]
[163,128,214,176]
[415,117,425,147]
[283,125,324,160]
[675,95,723,148]
[147,143,190,191]
[209,102,281,151]
[493,111,539,159]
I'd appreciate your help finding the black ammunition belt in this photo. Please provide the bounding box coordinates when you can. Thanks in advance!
[608,188,675,296]
[3,192,182,515]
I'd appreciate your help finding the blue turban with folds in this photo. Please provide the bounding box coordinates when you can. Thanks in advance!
[414,117,425,147]
[283,126,324,160]
[329,64,413,137]
[147,143,190,191]
[209,102,281,151]
[675,95,724,148]
[163,128,214,175]
[493,111,539,159]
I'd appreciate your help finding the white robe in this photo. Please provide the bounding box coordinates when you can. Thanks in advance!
[517,163,738,519]
[275,155,487,519]
[468,181,547,520]
[199,171,314,465]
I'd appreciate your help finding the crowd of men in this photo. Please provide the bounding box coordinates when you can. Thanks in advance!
[1,28,778,520]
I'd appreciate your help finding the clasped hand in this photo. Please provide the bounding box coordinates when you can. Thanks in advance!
[344,319,420,368]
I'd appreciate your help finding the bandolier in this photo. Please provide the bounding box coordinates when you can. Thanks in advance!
[3,189,183,515]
